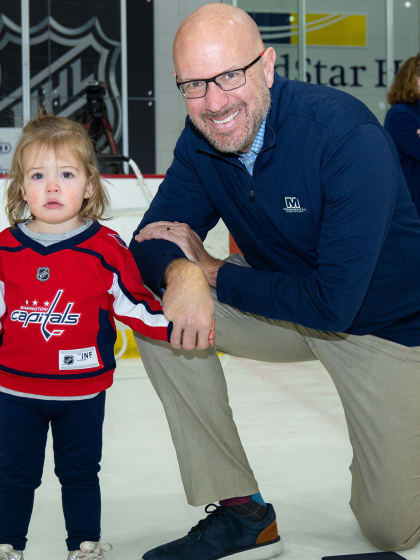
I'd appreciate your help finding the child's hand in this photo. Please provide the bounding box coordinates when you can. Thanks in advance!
[208,319,215,346]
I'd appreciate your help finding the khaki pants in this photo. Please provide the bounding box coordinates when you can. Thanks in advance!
[134,258,420,551]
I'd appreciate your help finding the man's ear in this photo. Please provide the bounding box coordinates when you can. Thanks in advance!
[262,47,276,88]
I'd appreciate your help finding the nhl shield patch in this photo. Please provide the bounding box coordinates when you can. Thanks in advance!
[36,267,50,282]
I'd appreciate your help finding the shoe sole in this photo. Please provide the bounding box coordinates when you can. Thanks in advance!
[212,538,284,560]
[141,538,284,560]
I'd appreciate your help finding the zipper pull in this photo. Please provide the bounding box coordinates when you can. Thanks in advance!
[250,189,255,202]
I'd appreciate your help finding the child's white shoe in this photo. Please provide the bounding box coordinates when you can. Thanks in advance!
[67,541,108,560]
[0,545,23,560]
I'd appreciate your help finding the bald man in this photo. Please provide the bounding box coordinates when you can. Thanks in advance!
[130,3,420,560]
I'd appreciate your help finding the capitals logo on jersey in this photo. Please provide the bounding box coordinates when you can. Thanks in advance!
[10,290,81,341]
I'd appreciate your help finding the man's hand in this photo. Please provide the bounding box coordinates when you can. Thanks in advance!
[163,259,215,350]
[135,221,224,287]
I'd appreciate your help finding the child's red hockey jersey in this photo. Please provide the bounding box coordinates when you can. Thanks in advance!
[0,221,172,396]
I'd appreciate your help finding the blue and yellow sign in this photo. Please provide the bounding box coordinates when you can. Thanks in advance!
[252,12,367,47]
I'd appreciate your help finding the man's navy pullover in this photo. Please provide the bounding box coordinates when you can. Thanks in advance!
[130,73,420,347]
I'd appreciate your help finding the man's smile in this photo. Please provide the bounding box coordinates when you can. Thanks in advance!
[211,110,240,125]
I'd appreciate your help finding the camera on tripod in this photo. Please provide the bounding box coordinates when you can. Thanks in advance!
[84,81,108,120]
[80,80,123,173]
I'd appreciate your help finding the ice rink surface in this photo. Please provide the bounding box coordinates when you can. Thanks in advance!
[27,354,418,560]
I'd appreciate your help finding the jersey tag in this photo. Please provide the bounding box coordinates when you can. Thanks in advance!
[59,346,99,370]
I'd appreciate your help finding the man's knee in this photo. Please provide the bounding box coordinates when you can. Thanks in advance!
[352,500,420,551]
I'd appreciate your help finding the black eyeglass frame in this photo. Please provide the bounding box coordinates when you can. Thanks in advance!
[176,50,266,99]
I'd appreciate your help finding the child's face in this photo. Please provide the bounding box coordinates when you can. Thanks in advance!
[21,144,93,233]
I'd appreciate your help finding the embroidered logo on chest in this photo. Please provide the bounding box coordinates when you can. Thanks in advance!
[283,197,307,213]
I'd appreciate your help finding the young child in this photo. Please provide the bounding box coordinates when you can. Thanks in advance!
[0,113,173,560]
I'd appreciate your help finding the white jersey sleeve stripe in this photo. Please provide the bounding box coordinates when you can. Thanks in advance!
[108,273,169,328]
[0,280,5,323]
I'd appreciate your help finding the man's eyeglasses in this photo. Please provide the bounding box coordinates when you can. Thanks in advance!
[176,50,266,99]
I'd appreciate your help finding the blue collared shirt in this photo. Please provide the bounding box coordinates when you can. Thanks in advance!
[237,118,266,175]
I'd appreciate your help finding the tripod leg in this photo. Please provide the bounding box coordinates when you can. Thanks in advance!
[102,118,123,173]
[82,118,94,132]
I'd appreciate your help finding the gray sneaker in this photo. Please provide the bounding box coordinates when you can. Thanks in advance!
[0,545,23,560]
[67,542,108,560]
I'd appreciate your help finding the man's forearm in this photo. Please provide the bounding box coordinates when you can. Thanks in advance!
[164,256,223,289]
[163,258,201,287]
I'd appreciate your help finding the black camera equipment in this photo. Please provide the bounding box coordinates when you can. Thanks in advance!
[80,81,123,173]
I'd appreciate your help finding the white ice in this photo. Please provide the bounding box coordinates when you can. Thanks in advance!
[27,355,418,560]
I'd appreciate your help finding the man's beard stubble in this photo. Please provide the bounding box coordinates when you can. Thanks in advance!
[189,82,271,153]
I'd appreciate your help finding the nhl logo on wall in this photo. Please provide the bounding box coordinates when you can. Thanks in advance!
[36,267,50,282]
[0,16,122,147]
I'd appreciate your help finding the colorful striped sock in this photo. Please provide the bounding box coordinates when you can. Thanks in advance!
[219,492,268,520]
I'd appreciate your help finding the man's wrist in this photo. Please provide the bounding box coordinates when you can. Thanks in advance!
[203,257,224,288]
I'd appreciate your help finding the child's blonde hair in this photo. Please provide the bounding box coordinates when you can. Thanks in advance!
[6,111,109,227]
